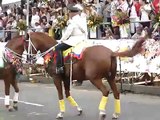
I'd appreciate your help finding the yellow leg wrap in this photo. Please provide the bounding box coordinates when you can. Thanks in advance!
[59,100,65,112]
[114,99,121,114]
[99,96,108,111]
[67,96,78,107]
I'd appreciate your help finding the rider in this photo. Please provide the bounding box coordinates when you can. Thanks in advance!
[55,4,87,74]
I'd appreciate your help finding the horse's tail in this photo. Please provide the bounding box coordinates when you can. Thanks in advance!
[112,38,145,57]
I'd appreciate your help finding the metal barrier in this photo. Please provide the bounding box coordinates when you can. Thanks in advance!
[0,29,18,42]
[0,20,154,41]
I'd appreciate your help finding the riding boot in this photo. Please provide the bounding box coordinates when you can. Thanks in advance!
[56,51,64,74]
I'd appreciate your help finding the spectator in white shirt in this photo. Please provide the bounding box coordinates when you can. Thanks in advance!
[31,7,40,28]
[35,21,44,32]
[102,0,112,23]
[11,16,17,29]
[139,0,151,28]
[127,0,139,35]
[117,0,129,12]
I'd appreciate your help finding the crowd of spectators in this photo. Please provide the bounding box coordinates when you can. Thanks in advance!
[0,0,159,42]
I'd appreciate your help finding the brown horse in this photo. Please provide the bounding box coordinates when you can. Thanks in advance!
[0,35,25,111]
[26,32,145,120]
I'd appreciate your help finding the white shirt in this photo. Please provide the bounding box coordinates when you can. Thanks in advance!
[111,0,119,17]
[61,14,86,46]
[80,12,88,38]
[7,9,11,15]
[23,9,27,16]
[94,3,103,15]
[140,4,151,21]
[117,1,128,12]
[31,14,40,28]
[129,2,138,18]
[12,20,17,28]
[35,25,44,32]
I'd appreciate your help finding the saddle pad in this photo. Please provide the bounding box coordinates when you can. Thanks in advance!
[63,41,89,60]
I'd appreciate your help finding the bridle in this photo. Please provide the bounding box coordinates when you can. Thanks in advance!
[24,33,60,64]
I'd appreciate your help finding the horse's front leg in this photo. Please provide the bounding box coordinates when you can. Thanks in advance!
[4,78,13,112]
[63,79,82,116]
[11,79,19,111]
[54,78,65,119]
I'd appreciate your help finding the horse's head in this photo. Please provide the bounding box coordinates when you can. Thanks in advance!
[25,32,58,63]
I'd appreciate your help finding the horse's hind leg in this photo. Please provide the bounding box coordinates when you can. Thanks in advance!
[11,79,19,111]
[63,79,82,115]
[91,79,110,120]
[108,79,120,119]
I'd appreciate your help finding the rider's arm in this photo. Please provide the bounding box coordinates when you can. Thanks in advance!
[60,22,74,42]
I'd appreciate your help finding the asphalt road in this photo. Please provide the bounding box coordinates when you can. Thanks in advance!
[0,81,160,120]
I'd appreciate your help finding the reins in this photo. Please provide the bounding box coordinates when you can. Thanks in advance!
[5,47,26,61]
[25,36,60,62]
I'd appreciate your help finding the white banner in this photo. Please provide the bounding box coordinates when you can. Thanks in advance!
[88,39,160,73]
[2,0,20,5]
[1,39,160,73]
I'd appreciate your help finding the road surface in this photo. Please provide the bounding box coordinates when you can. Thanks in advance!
[0,81,160,120]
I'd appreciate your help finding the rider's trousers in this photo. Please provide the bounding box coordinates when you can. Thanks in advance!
[55,43,71,67]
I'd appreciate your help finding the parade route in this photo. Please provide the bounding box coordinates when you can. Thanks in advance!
[0,81,160,120]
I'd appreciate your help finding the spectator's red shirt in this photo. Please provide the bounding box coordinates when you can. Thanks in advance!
[152,0,160,14]
[134,1,141,17]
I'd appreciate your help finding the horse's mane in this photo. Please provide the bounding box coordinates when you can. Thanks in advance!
[30,32,58,47]
[5,35,24,48]
[12,35,23,40]
[31,32,57,43]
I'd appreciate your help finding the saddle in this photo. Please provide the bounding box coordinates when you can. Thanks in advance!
[44,41,89,66]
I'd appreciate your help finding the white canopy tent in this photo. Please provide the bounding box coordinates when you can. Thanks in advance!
[2,0,21,5]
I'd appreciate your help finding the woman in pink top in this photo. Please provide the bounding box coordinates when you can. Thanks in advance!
[151,0,160,14]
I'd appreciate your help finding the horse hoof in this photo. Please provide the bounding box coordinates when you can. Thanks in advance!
[8,106,13,112]
[56,116,63,119]
[99,114,106,120]
[13,102,18,111]
[56,112,64,119]
[77,107,83,116]
[13,105,18,111]
[73,81,82,86]
[112,113,119,119]
[78,110,82,116]
[6,105,13,112]
[99,111,106,120]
